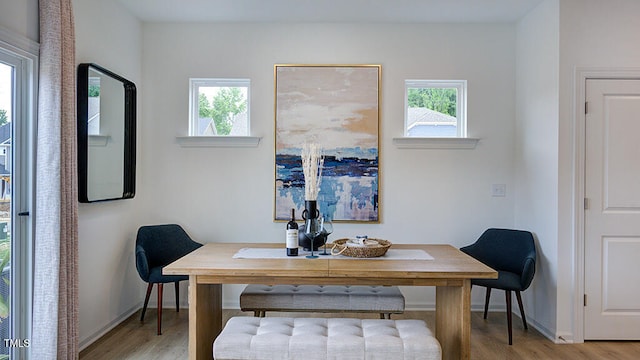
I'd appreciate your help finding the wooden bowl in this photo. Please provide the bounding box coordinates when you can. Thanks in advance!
[330,238,392,258]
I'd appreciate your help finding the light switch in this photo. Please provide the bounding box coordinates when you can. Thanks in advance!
[491,184,506,197]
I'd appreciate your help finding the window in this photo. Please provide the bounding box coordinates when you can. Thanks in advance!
[0,36,37,359]
[87,75,101,135]
[189,78,250,136]
[404,80,467,138]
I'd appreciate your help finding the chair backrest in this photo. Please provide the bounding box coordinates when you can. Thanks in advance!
[135,224,202,280]
[461,228,536,277]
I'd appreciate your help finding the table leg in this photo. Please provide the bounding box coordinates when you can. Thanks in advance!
[188,276,222,360]
[436,279,471,360]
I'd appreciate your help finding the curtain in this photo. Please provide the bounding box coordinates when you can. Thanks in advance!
[32,0,79,358]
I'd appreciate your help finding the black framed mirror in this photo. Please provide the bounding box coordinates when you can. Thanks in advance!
[77,63,136,203]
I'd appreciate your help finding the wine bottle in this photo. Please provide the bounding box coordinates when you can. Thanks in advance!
[286,208,299,256]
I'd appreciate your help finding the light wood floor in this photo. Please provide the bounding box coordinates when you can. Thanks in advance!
[80,308,640,359]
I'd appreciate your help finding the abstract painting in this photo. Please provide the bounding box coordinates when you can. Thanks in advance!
[274,64,380,222]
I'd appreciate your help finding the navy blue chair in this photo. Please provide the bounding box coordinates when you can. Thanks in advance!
[135,224,202,335]
[460,228,536,345]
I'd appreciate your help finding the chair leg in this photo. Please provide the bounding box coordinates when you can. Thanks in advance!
[505,290,513,345]
[516,291,528,330]
[483,287,492,319]
[175,282,180,312]
[141,283,153,321]
[157,283,164,335]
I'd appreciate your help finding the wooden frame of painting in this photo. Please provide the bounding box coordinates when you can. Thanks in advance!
[274,64,380,223]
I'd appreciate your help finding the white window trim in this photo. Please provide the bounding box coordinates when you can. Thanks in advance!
[399,79,478,149]
[0,27,38,360]
[404,79,467,137]
[185,78,255,148]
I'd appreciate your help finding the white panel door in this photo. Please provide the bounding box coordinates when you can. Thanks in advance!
[585,78,640,339]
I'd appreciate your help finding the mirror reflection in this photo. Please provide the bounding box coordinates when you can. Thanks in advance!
[77,63,136,203]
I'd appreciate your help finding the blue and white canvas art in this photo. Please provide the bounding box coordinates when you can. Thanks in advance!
[274,65,380,222]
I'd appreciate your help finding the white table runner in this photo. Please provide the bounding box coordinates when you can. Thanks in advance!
[233,247,434,260]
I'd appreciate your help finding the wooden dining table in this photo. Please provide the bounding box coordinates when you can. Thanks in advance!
[163,242,497,360]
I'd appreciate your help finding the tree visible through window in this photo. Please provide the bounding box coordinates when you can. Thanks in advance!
[0,110,7,126]
[408,88,457,117]
[405,80,467,138]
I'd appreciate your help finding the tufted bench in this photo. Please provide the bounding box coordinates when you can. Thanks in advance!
[213,317,442,360]
[240,285,405,319]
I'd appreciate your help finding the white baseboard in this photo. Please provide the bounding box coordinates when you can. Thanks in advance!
[207,301,564,343]
[79,302,142,351]
[80,301,565,350]
[527,316,561,343]
[405,302,435,311]
[553,332,575,344]
[467,303,560,343]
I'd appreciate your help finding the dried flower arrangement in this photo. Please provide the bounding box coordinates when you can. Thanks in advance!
[301,142,324,201]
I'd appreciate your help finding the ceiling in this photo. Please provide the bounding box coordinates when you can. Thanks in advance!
[117,0,544,23]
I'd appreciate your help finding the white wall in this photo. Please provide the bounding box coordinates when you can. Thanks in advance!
[140,22,518,308]
[73,0,144,349]
[556,0,640,342]
[515,0,559,340]
[0,0,38,43]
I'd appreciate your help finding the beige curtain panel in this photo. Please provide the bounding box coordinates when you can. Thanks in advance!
[33,0,79,358]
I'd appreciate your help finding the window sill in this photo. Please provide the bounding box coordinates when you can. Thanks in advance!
[175,136,262,148]
[392,137,479,149]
